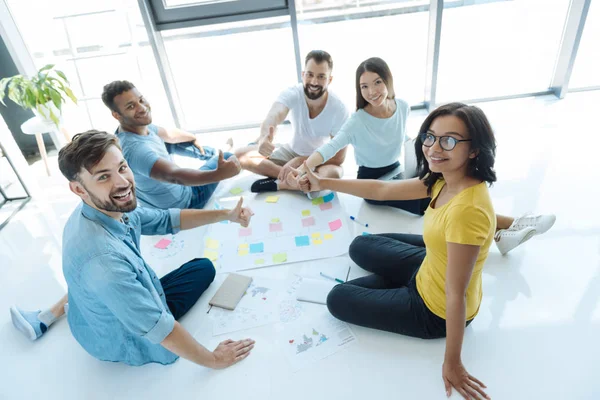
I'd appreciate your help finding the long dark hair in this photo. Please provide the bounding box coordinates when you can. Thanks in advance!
[355,57,395,111]
[415,103,497,195]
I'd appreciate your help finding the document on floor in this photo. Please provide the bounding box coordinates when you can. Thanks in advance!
[279,311,357,372]
[206,192,353,272]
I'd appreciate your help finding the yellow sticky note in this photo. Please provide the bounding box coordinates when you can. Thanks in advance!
[273,253,287,263]
[203,250,218,261]
[301,210,311,217]
[324,234,333,240]
[311,233,321,239]
[271,218,280,223]
[238,249,249,256]
[206,238,219,249]
[238,243,249,250]
[266,195,280,203]
[229,187,243,195]
[254,259,265,265]
[313,239,323,245]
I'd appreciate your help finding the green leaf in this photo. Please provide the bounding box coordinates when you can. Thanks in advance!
[49,110,60,127]
[49,87,62,109]
[38,64,55,72]
[55,70,68,83]
[63,86,77,104]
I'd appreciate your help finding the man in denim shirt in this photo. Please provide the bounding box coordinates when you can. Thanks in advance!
[10,131,254,368]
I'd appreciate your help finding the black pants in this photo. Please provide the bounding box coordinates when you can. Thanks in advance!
[160,258,215,320]
[357,162,431,216]
[327,234,472,339]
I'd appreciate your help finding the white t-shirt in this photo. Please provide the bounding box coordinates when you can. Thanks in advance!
[276,84,349,156]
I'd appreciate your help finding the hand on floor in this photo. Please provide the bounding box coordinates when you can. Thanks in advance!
[442,360,489,399]
[211,338,255,369]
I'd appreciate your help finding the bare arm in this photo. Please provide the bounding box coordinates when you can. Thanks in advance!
[150,151,240,186]
[323,145,347,166]
[156,126,196,144]
[180,197,252,230]
[259,102,289,140]
[161,321,254,369]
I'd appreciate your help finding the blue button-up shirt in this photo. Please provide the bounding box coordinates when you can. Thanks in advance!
[63,202,181,366]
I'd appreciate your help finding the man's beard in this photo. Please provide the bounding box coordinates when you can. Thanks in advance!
[85,184,138,213]
[304,84,326,100]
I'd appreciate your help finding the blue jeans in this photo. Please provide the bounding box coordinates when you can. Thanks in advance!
[164,142,233,209]
[161,258,216,319]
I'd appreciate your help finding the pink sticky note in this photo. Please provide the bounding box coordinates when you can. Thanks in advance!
[302,216,316,227]
[154,238,171,249]
[239,228,252,237]
[319,202,333,211]
[328,219,342,231]
[269,222,283,232]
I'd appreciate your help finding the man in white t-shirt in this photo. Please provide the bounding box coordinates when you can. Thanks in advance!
[236,50,350,194]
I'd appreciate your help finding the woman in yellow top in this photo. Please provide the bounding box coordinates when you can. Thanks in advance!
[299,102,495,400]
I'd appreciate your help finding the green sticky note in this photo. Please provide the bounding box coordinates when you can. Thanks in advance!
[254,259,265,265]
[272,253,287,263]
[206,238,219,249]
[271,218,280,223]
[229,187,244,195]
[301,210,311,217]
[311,197,324,205]
[203,250,218,261]
[266,195,280,203]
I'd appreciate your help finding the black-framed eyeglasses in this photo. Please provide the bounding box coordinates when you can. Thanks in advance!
[420,132,472,151]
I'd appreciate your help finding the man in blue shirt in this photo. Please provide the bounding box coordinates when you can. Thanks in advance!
[10,131,254,367]
[101,80,241,209]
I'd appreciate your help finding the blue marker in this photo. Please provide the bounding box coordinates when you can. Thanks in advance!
[350,216,368,228]
[320,272,344,284]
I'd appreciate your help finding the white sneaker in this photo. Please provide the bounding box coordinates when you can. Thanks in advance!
[509,213,556,235]
[494,227,537,255]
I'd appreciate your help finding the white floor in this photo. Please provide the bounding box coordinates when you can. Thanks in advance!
[1,91,599,400]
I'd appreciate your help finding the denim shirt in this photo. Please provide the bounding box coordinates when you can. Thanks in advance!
[63,202,181,366]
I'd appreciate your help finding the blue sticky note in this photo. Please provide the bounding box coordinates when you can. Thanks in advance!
[323,192,335,203]
[295,236,310,247]
[249,242,264,254]
[362,232,370,236]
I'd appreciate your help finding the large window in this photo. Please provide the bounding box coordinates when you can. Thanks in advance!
[297,0,429,108]
[161,17,297,130]
[437,0,571,102]
[569,0,599,89]
[6,0,173,134]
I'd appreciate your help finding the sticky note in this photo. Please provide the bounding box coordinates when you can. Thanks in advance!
[271,218,280,223]
[295,236,310,247]
[270,222,283,232]
[362,232,370,236]
[254,259,265,265]
[273,253,287,263]
[238,243,249,250]
[313,239,323,245]
[323,192,335,203]
[239,228,252,237]
[250,243,264,254]
[238,249,249,256]
[301,210,311,217]
[206,238,219,249]
[302,216,316,227]
[229,187,243,195]
[319,202,333,211]
[203,250,218,261]
[311,197,324,205]
[311,233,321,239]
[266,196,279,203]
[324,234,333,240]
[154,238,171,249]
[328,219,342,231]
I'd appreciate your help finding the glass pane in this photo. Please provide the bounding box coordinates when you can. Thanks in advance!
[569,0,600,89]
[162,16,297,130]
[437,0,571,102]
[164,0,237,6]
[297,0,429,107]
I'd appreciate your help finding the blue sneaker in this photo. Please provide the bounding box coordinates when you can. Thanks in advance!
[10,306,47,340]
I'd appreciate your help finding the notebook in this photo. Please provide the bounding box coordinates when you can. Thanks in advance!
[209,273,253,310]
[296,278,337,305]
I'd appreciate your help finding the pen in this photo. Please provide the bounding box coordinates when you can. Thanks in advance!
[320,272,344,284]
[350,215,369,227]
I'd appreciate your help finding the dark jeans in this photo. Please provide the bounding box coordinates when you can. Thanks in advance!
[327,233,472,339]
[164,141,233,209]
[357,161,431,216]
[160,258,215,320]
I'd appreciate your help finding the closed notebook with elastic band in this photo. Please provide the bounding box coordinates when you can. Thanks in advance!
[209,273,253,310]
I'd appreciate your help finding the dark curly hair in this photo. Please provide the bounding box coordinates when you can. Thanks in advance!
[415,102,497,196]
[101,80,136,113]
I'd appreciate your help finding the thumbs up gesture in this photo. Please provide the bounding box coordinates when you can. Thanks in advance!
[258,126,276,157]
[216,150,242,180]
[227,197,254,227]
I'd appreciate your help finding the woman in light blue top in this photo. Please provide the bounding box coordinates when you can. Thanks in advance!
[297,57,430,215]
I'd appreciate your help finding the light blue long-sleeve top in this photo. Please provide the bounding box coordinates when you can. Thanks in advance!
[316,98,410,169]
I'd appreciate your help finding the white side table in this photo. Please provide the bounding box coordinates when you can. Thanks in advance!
[20,116,61,176]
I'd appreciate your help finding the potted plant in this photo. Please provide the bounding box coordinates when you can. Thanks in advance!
[0,64,77,127]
